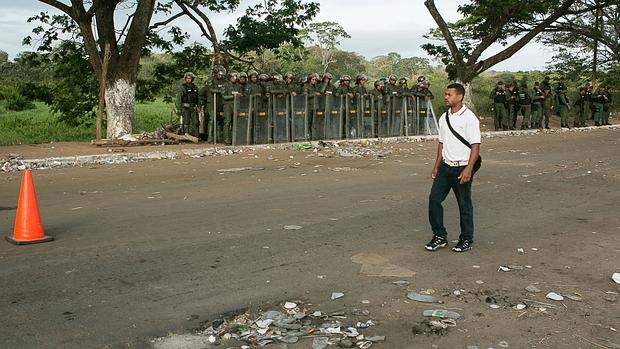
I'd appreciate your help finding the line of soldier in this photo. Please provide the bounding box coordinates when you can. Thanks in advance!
[176,67,434,144]
[490,76,613,131]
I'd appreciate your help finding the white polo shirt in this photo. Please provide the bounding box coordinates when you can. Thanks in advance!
[437,105,481,163]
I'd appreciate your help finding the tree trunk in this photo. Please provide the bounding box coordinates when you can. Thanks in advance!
[459,81,476,114]
[105,79,136,139]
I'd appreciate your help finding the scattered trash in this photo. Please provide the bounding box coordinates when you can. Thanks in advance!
[565,294,583,302]
[517,248,524,253]
[284,302,297,309]
[283,225,303,230]
[391,280,410,286]
[422,309,461,320]
[407,292,438,303]
[498,340,509,347]
[514,303,527,310]
[217,166,264,173]
[475,280,484,284]
[498,266,511,272]
[489,304,500,309]
[525,284,542,293]
[612,273,620,284]
[546,292,564,301]
[293,143,314,151]
[331,292,345,300]
[312,336,330,349]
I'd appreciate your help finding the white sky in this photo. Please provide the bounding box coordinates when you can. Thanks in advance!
[0,0,555,71]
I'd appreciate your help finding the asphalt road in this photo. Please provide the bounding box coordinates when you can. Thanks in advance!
[1,128,619,349]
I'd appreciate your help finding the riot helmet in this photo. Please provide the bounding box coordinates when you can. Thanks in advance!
[184,72,195,81]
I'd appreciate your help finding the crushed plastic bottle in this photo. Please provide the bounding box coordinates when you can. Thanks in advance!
[422,309,461,320]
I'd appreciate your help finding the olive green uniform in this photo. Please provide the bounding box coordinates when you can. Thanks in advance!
[176,82,199,136]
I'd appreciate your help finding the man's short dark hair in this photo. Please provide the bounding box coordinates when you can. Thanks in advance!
[447,83,465,96]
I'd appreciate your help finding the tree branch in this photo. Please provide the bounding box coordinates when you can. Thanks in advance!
[424,0,465,77]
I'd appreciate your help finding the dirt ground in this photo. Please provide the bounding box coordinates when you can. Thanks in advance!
[1,116,619,349]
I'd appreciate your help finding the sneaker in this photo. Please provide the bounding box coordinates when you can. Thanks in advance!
[452,239,473,252]
[425,236,447,251]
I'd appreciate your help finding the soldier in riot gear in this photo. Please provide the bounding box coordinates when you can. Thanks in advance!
[398,77,410,96]
[176,72,199,136]
[517,83,532,129]
[335,75,354,98]
[591,85,608,126]
[221,71,242,145]
[573,86,587,128]
[199,66,227,142]
[490,81,509,130]
[284,72,298,96]
[353,74,368,97]
[384,75,399,98]
[531,82,544,129]
[506,82,519,130]
[238,72,248,92]
[555,78,570,128]
[412,77,434,134]
[319,73,335,95]
[245,70,261,96]
[303,73,321,139]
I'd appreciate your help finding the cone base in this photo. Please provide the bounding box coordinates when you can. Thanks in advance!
[5,235,54,245]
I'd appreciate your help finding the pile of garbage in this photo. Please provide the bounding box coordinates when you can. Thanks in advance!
[195,301,385,348]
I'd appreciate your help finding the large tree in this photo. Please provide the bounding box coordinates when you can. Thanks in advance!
[538,0,619,80]
[422,0,613,107]
[25,0,318,139]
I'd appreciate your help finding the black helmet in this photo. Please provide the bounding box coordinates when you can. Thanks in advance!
[341,75,351,81]
[389,74,397,81]
[284,72,295,79]
[213,65,226,75]
[247,70,258,77]
[323,72,333,80]
[259,73,270,81]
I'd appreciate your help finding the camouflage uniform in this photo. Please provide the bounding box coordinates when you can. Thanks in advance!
[516,84,532,129]
[490,82,509,130]
[221,72,241,144]
[531,83,544,128]
[176,72,199,136]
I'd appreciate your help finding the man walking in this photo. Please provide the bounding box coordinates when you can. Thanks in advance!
[425,83,481,253]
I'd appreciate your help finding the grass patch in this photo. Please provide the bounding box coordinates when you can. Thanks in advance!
[0,100,175,146]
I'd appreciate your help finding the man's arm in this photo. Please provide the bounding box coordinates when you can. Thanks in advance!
[431,143,443,179]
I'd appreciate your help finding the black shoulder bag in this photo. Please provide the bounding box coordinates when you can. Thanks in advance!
[445,113,482,173]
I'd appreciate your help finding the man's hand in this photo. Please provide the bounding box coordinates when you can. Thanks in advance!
[458,167,473,184]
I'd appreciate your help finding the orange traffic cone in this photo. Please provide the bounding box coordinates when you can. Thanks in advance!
[6,169,53,245]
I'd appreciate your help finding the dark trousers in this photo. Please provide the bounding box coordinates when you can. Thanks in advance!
[429,162,475,242]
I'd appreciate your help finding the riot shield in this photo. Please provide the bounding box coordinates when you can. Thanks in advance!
[377,96,389,137]
[211,92,224,144]
[345,96,360,139]
[390,96,404,136]
[232,95,251,146]
[361,95,374,138]
[272,95,289,143]
[325,94,343,140]
[417,96,429,135]
[313,95,327,140]
[404,96,415,136]
[291,95,308,141]
[426,100,440,135]
[253,95,270,144]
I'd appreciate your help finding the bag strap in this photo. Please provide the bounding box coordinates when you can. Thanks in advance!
[445,111,472,149]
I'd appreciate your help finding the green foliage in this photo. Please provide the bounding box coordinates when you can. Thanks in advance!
[45,41,99,127]
[223,0,320,55]
[2,86,36,111]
